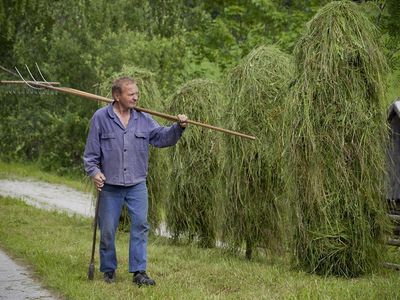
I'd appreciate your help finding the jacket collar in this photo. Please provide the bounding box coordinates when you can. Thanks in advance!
[107,102,138,120]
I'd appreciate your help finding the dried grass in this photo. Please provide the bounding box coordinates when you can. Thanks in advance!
[283,1,389,277]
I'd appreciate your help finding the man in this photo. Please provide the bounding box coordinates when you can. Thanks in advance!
[83,76,187,286]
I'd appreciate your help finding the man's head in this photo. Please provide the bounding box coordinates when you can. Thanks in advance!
[112,77,139,110]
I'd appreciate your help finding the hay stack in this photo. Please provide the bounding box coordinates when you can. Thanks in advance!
[283,1,389,276]
[165,79,223,247]
[222,45,293,258]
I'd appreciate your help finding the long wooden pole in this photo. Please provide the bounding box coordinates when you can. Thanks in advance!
[2,80,256,140]
[1,80,60,85]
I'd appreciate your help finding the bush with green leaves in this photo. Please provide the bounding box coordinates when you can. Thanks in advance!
[0,89,88,177]
[39,111,88,176]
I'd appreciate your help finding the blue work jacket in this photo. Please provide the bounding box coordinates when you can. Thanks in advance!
[83,103,184,186]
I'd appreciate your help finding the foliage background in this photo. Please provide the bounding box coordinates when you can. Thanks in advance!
[1,0,398,175]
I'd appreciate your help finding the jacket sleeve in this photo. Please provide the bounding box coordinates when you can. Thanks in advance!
[148,116,185,148]
[83,115,101,177]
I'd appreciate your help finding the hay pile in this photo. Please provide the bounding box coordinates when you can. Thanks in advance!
[222,45,293,258]
[283,1,389,276]
[100,65,165,232]
[165,79,223,247]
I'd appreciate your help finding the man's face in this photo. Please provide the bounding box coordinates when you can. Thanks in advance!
[115,83,139,109]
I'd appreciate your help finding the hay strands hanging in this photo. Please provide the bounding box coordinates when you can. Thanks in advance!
[3,64,256,141]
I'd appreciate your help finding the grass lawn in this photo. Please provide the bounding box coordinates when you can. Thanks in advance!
[0,196,399,299]
[0,160,399,299]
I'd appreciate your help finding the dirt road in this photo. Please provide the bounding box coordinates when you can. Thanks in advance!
[0,179,94,217]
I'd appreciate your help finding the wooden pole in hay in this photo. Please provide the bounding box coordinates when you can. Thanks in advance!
[165,79,223,247]
[283,1,389,277]
[99,66,165,233]
[222,45,294,258]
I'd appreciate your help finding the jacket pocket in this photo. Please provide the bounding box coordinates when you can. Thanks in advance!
[134,131,149,151]
[100,132,116,150]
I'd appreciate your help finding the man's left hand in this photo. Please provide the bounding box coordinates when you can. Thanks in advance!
[177,114,188,128]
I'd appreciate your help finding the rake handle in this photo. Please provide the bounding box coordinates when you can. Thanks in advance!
[0,80,60,85]
[62,87,256,140]
[6,81,256,140]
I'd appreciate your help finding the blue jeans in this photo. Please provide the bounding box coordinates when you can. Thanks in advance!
[98,181,149,273]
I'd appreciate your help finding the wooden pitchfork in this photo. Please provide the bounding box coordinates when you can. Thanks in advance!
[3,64,256,140]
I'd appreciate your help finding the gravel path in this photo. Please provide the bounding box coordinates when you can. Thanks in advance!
[0,249,57,300]
[0,179,94,217]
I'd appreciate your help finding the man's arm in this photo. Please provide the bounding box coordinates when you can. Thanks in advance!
[83,116,106,190]
[149,114,188,148]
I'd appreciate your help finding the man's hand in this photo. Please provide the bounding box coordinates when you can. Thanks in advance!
[93,172,106,191]
[177,114,188,128]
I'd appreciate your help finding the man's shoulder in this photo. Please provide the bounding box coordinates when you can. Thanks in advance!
[92,105,110,119]
[138,111,152,119]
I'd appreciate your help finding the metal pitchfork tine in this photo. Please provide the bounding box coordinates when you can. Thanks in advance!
[14,64,53,89]
[35,63,52,86]
[14,66,40,89]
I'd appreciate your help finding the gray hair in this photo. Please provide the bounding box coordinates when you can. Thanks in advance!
[111,76,137,98]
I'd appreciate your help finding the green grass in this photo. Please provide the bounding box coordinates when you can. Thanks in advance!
[0,196,399,299]
[0,160,89,193]
[284,1,390,277]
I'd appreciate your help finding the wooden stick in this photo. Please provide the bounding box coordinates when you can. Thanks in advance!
[383,262,400,271]
[0,80,60,85]
[388,214,400,223]
[2,80,256,140]
[387,239,400,247]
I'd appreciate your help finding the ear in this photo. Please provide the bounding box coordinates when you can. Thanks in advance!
[112,91,120,102]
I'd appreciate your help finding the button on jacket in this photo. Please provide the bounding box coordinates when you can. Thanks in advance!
[83,103,184,186]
